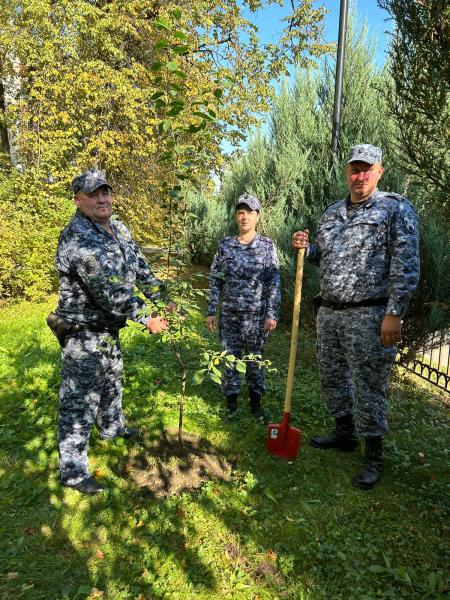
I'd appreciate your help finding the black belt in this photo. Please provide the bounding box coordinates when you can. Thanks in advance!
[321,297,388,310]
[70,322,124,335]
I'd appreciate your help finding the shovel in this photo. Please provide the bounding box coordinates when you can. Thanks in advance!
[267,248,305,460]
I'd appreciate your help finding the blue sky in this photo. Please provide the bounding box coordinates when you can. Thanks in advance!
[252,0,393,66]
[222,1,393,154]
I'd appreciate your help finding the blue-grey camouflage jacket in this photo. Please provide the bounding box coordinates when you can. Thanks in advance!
[306,190,420,317]
[207,234,281,320]
[55,210,161,328]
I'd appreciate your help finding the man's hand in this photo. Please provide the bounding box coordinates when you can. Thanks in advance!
[206,316,216,332]
[146,315,168,334]
[381,314,402,347]
[264,318,277,332]
[292,229,309,250]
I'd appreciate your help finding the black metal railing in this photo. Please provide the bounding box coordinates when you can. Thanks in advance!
[396,331,450,393]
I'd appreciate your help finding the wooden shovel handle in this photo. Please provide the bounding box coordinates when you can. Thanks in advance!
[284,248,305,414]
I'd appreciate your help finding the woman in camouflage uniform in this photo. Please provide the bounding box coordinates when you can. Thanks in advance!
[207,194,281,420]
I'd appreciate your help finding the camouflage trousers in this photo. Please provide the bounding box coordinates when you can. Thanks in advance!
[316,306,396,437]
[58,330,125,485]
[219,312,268,397]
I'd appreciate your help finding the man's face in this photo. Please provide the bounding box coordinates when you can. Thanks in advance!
[74,185,112,224]
[345,161,384,201]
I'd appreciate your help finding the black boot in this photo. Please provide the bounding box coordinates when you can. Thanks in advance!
[226,393,238,416]
[62,475,104,495]
[249,391,267,424]
[352,436,383,490]
[309,414,359,451]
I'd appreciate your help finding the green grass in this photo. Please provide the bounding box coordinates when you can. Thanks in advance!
[0,299,448,600]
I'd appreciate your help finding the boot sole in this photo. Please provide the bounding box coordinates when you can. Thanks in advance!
[309,439,358,452]
[352,477,377,490]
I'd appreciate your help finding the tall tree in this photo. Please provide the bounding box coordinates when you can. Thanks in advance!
[378,0,450,216]
[0,0,332,300]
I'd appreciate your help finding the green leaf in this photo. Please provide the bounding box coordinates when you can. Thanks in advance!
[173,31,189,40]
[368,565,387,573]
[153,17,170,30]
[394,567,412,584]
[209,373,222,385]
[150,62,163,71]
[193,111,214,121]
[167,61,178,72]
[151,91,165,100]
[173,45,189,55]
[155,40,169,49]
[192,369,207,385]
[77,585,92,594]
[236,361,246,374]
[213,88,223,98]
[264,488,278,503]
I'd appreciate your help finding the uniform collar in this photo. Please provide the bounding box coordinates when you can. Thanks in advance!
[232,233,260,248]
[345,188,380,210]
[75,209,113,236]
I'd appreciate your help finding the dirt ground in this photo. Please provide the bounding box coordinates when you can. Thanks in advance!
[122,428,234,498]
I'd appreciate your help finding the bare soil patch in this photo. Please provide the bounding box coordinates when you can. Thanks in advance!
[123,428,233,498]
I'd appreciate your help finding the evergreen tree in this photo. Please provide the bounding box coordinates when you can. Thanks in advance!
[188,10,449,349]
[378,0,450,216]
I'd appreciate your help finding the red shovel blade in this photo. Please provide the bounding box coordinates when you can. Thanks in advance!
[267,412,302,460]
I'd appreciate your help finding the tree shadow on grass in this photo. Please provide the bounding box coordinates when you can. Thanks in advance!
[1,314,448,599]
[0,327,93,600]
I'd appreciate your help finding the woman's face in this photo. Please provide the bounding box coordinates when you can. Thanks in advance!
[236,205,259,235]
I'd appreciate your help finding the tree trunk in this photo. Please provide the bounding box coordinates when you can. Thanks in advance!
[175,345,186,447]
[0,74,12,161]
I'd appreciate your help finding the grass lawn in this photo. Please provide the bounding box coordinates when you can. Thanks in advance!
[0,298,448,600]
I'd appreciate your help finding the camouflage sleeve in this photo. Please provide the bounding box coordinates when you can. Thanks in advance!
[70,247,147,323]
[133,242,165,302]
[207,244,224,316]
[387,202,420,317]
[305,242,321,265]
[265,241,281,320]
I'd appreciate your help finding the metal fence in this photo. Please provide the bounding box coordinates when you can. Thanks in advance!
[396,331,450,393]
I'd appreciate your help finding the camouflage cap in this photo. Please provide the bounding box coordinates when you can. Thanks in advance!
[236,193,261,212]
[71,168,112,194]
[346,144,382,165]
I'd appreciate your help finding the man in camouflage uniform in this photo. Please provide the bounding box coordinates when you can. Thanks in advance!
[292,144,420,489]
[50,168,169,494]
[207,194,281,421]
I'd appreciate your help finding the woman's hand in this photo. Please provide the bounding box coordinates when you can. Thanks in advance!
[264,318,277,332]
[206,316,216,332]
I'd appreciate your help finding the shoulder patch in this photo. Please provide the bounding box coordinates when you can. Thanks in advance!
[81,254,99,276]
[403,212,417,233]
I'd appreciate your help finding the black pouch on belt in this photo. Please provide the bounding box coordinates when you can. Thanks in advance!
[312,294,322,316]
[46,312,76,346]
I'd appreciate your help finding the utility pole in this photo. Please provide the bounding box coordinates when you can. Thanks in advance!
[331,0,349,155]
